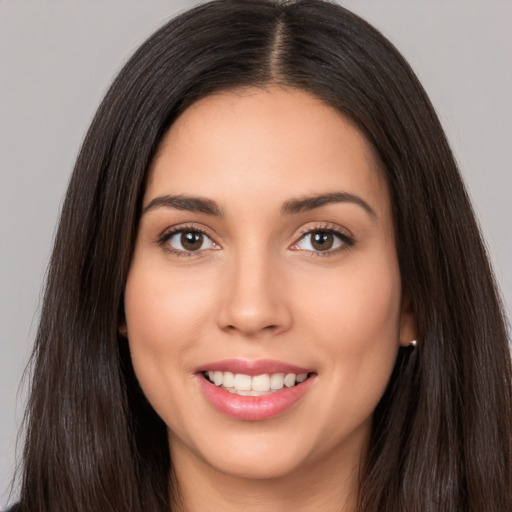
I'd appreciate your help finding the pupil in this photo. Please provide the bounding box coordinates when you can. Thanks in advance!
[312,232,333,251]
[181,231,203,251]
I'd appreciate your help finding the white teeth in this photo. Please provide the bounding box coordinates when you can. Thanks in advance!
[270,373,285,390]
[233,373,252,391]
[222,371,234,388]
[235,390,269,396]
[284,373,296,388]
[213,371,223,386]
[252,374,271,392]
[205,371,310,395]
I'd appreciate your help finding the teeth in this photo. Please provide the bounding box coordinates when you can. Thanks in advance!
[252,374,270,392]
[284,373,296,388]
[233,373,252,391]
[270,373,285,390]
[223,371,234,388]
[213,371,223,386]
[235,390,270,396]
[205,371,309,394]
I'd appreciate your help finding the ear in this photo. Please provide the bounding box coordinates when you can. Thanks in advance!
[398,292,417,347]
[118,322,128,338]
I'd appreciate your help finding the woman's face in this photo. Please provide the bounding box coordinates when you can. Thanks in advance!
[124,87,415,483]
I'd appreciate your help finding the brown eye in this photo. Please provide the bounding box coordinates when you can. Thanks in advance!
[164,229,218,253]
[311,231,334,251]
[292,228,350,254]
[181,231,203,251]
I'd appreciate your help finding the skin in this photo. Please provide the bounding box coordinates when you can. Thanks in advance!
[123,86,416,511]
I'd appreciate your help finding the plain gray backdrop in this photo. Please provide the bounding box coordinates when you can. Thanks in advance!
[1,1,511,508]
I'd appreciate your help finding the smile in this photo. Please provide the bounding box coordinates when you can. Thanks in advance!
[196,360,316,420]
[204,371,309,396]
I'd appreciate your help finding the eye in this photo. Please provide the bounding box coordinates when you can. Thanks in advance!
[162,229,219,253]
[291,228,352,253]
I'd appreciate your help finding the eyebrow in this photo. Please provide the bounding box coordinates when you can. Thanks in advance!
[143,195,224,216]
[142,191,376,218]
[281,192,376,217]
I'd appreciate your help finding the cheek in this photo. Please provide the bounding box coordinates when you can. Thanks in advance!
[301,251,401,345]
[122,259,215,410]
[125,261,212,347]
[298,251,402,425]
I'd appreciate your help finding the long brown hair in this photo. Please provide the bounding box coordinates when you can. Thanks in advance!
[14,1,511,511]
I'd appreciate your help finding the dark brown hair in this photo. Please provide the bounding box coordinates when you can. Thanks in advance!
[13,1,511,511]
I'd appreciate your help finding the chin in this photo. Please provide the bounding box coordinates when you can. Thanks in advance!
[208,449,307,481]
[173,425,315,481]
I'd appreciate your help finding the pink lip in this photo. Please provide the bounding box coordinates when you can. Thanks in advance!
[195,358,312,376]
[195,359,316,421]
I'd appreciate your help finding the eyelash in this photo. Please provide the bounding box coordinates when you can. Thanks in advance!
[157,224,217,258]
[292,223,355,257]
[157,223,354,257]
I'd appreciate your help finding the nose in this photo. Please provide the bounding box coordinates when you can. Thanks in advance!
[216,248,292,338]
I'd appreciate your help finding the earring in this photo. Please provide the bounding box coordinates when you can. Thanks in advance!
[409,339,417,347]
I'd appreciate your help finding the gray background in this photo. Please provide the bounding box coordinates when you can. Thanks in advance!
[1,1,511,508]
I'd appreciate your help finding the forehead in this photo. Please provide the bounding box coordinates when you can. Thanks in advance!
[145,87,389,217]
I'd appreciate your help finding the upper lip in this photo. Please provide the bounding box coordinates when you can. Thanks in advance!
[195,359,314,376]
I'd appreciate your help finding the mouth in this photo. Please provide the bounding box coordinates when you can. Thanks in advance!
[196,360,317,420]
[202,370,313,396]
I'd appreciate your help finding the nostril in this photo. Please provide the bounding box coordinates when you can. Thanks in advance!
[222,321,283,336]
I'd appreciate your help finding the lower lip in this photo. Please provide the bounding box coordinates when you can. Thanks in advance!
[197,374,316,421]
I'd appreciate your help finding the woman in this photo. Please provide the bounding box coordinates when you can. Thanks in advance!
[8,0,512,510]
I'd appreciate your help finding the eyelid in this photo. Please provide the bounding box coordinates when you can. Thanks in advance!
[295,221,353,239]
[290,222,355,255]
[157,223,221,255]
